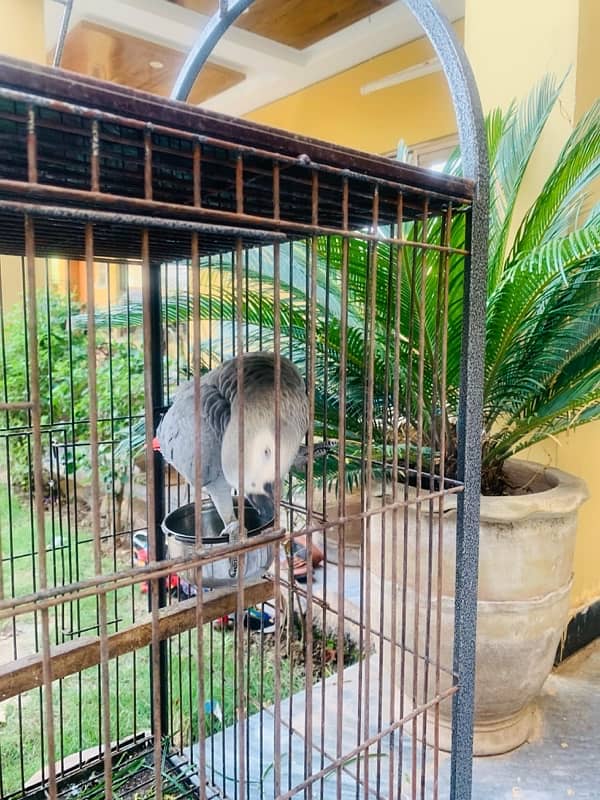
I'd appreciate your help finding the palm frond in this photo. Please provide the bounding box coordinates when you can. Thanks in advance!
[510,98,600,255]
[488,74,565,286]
[86,76,599,493]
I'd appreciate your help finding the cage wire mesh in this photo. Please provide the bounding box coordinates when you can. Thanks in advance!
[0,60,476,800]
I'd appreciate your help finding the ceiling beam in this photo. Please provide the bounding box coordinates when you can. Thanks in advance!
[44,0,464,116]
[202,0,464,114]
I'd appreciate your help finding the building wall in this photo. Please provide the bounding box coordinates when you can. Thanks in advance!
[247,22,464,155]
[247,2,600,613]
[0,0,44,64]
[465,0,599,612]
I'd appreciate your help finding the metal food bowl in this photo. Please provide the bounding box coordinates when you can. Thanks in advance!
[162,498,274,589]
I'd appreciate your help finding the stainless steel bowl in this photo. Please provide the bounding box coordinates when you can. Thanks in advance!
[162,498,274,589]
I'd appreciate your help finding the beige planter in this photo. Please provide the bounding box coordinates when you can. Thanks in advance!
[369,459,588,755]
[313,488,365,567]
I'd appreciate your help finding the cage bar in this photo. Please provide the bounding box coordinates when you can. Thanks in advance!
[0,55,482,800]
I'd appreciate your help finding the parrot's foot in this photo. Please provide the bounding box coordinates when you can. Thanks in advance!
[220,520,241,579]
[220,520,240,543]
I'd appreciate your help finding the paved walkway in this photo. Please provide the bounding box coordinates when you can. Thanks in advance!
[464,639,600,800]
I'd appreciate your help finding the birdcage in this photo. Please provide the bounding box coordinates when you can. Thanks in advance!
[0,2,488,799]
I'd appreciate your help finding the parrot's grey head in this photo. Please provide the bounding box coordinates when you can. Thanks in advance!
[221,421,301,523]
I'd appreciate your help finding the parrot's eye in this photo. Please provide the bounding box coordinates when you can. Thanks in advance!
[264,447,271,458]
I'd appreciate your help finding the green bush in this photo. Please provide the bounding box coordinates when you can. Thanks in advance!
[0,289,146,494]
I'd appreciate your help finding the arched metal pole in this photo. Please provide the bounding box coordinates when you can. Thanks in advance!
[51,0,74,67]
[401,5,488,799]
[170,0,255,101]
[172,2,489,798]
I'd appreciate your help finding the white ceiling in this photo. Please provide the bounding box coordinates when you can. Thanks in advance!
[44,0,465,116]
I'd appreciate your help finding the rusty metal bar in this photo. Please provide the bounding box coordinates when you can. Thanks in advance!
[141,229,164,800]
[334,175,350,800]
[234,235,247,799]
[433,203,453,799]
[24,214,58,799]
[410,201,430,800]
[236,154,244,215]
[25,217,57,800]
[0,194,290,242]
[85,222,113,798]
[91,120,100,193]
[361,184,380,799]
[388,192,405,798]
[193,140,202,207]
[0,401,33,411]
[0,580,275,703]
[0,525,289,621]
[191,229,208,800]
[301,169,321,799]
[0,187,468,255]
[144,130,153,201]
[26,106,38,184]
[272,213,283,796]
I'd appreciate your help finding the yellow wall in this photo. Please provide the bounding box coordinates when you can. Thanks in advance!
[247,2,600,612]
[574,0,600,220]
[247,22,463,155]
[465,0,579,224]
[575,0,600,123]
[0,0,46,311]
[465,0,600,612]
[0,0,45,64]
[526,428,600,611]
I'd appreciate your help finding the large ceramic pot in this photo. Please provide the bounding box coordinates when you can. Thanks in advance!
[313,487,365,567]
[368,459,588,755]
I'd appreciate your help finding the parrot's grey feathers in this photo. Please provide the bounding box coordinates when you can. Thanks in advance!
[292,441,335,470]
[200,382,231,438]
[157,352,309,528]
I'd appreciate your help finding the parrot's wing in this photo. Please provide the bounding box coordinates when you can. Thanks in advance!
[292,441,335,470]
[157,377,232,488]
[200,380,231,439]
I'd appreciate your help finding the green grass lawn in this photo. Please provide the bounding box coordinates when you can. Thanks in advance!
[0,488,345,798]
[0,484,155,796]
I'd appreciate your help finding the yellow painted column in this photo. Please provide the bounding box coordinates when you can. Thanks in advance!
[0,0,46,311]
[246,23,463,155]
[465,0,579,217]
[465,0,600,611]
[0,0,45,63]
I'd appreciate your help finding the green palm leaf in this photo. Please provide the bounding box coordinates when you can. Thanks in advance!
[82,76,599,495]
[510,98,600,255]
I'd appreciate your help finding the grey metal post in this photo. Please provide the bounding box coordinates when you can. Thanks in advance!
[171,0,256,102]
[402,3,489,798]
[171,2,489,796]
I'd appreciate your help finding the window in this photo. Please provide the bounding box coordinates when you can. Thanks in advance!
[390,134,459,173]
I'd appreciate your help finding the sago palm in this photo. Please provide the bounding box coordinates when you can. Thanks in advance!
[83,75,600,495]
[288,74,599,493]
[219,75,600,493]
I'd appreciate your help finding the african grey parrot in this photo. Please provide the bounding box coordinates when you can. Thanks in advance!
[156,351,309,542]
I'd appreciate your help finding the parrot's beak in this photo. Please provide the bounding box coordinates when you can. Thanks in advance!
[247,482,275,525]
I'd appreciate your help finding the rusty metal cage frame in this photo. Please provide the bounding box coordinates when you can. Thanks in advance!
[172,3,489,799]
[0,1,488,798]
